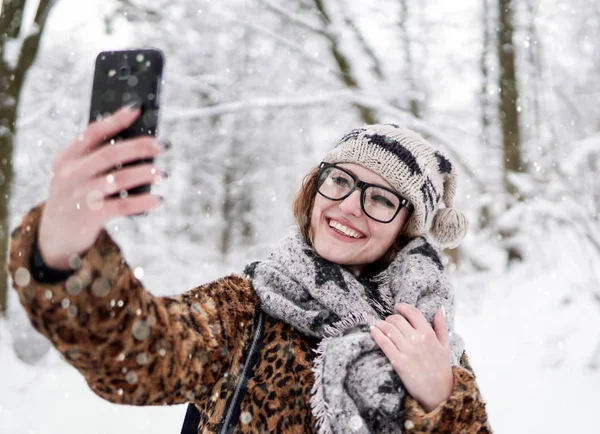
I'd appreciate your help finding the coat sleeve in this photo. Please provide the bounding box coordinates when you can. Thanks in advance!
[402,352,492,433]
[7,203,258,406]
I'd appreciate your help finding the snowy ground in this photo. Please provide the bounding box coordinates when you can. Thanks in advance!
[456,264,600,433]
[1,247,599,434]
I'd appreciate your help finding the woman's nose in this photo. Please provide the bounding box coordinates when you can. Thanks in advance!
[339,190,363,217]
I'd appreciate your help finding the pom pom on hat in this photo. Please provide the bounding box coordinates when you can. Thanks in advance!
[429,207,469,249]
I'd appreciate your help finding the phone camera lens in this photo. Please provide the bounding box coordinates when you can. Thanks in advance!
[117,66,131,80]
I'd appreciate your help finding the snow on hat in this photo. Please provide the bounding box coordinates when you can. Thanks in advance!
[322,124,468,249]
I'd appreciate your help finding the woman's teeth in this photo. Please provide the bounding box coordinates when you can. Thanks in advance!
[329,220,362,238]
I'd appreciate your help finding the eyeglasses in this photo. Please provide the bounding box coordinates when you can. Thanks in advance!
[316,162,413,223]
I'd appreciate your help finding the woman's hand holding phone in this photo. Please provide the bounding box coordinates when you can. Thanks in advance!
[37,105,168,271]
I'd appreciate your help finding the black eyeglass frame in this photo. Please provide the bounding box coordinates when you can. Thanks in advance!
[316,162,414,224]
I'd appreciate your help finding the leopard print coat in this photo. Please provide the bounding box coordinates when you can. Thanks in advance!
[7,204,492,433]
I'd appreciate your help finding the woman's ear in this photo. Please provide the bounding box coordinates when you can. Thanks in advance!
[401,220,409,233]
[400,208,412,234]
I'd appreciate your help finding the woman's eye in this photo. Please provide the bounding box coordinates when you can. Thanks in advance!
[372,195,395,208]
[332,176,351,187]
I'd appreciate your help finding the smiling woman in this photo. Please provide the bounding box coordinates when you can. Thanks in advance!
[310,162,411,268]
[8,113,490,433]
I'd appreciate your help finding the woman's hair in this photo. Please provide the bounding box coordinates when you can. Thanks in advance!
[292,165,411,276]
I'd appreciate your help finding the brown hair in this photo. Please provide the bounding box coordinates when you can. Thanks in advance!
[292,166,412,276]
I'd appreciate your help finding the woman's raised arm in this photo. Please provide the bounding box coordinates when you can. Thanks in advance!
[8,203,257,407]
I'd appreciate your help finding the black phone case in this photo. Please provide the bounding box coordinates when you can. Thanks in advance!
[89,49,164,198]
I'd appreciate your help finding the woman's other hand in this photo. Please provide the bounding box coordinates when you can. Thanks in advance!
[38,105,168,270]
[370,303,453,413]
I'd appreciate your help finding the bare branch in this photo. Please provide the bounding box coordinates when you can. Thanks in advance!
[13,0,57,92]
[343,16,383,80]
[111,0,163,22]
[348,93,486,190]
[311,0,375,124]
[0,0,27,40]
[261,0,327,36]
[226,16,336,73]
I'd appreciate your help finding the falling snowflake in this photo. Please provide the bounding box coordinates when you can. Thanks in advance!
[68,254,82,270]
[126,371,138,384]
[91,276,111,297]
[14,267,31,287]
[67,305,78,318]
[137,352,149,365]
[134,267,145,279]
[132,319,151,341]
[349,415,363,430]
[240,411,252,424]
[66,276,83,296]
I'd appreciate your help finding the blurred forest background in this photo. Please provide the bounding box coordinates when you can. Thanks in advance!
[1,0,599,433]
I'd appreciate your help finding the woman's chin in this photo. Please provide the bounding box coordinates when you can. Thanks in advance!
[313,243,354,266]
[312,225,368,265]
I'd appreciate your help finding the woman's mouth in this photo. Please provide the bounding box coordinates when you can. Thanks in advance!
[327,218,366,239]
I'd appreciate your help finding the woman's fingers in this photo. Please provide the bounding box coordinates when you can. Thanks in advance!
[372,315,416,356]
[70,136,166,180]
[85,163,167,199]
[38,105,169,270]
[383,313,415,339]
[102,193,163,219]
[433,308,450,349]
[394,303,431,332]
[53,105,141,169]
[369,326,407,369]
[372,305,455,412]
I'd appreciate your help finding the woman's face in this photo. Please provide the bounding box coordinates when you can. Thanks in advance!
[310,163,411,268]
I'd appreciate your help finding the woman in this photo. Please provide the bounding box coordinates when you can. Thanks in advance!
[8,106,491,433]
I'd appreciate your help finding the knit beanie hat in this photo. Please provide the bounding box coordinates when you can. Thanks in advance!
[321,124,468,249]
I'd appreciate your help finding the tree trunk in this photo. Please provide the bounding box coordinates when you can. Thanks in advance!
[312,0,377,124]
[0,0,57,316]
[399,0,422,119]
[497,0,524,261]
[497,0,523,194]
[478,0,493,230]
[524,0,542,142]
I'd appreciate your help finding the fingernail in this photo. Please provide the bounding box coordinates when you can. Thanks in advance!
[441,306,446,318]
[369,325,375,331]
[126,102,141,111]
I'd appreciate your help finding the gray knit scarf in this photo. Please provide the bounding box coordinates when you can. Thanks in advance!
[244,227,464,434]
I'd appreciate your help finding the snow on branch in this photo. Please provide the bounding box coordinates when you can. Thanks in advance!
[559,133,600,176]
[164,90,353,121]
[165,89,483,190]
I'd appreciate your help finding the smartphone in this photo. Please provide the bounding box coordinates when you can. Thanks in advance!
[89,48,164,198]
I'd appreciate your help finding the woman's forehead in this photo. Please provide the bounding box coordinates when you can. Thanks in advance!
[336,163,393,190]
